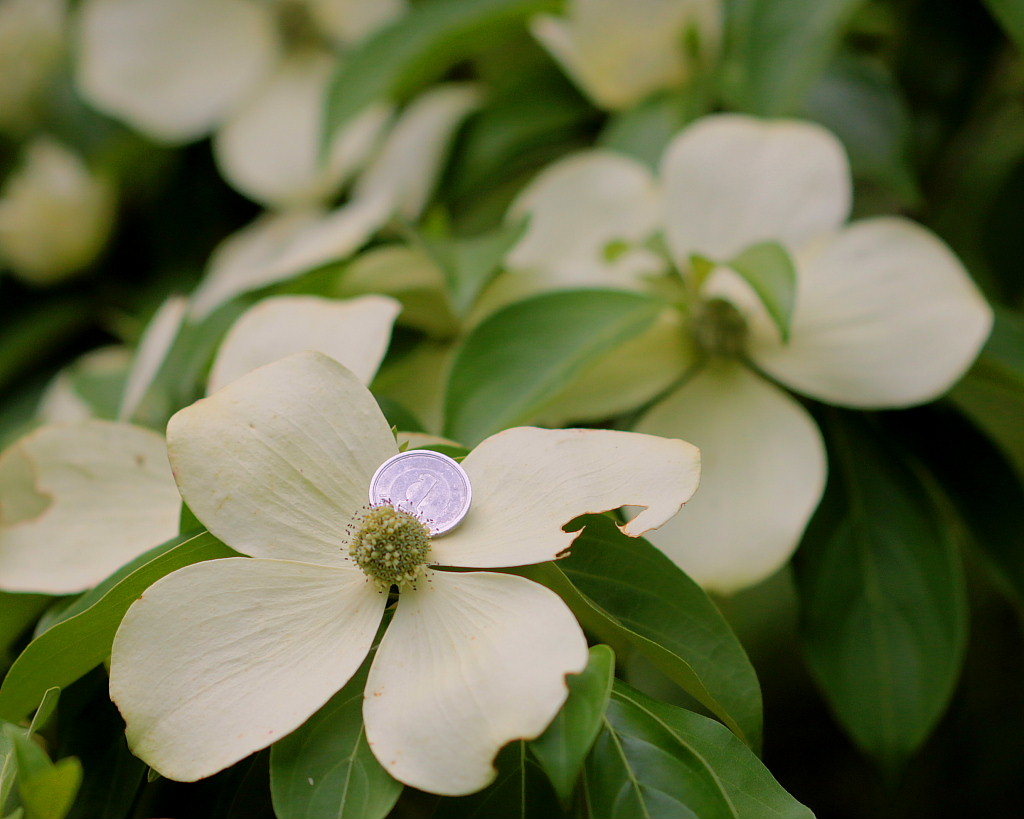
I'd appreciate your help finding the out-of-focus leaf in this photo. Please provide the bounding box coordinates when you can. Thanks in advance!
[529,645,614,805]
[726,242,797,342]
[0,299,92,394]
[794,413,967,775]
[612,684,815,819]
[0,532,234,723]
[433,742,565,819]
[600,92,700,169]
[10,731,81,819]
[521,515,763,750]
[951,308,1024,477]
[325,0,557,139]
[985,0,1024,47]
[445,290,664,446]
[721,0,866,116]
[270,658,402,819]
[579,693,737,819]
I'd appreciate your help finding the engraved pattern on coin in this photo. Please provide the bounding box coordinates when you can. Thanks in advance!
[369,450,472,536]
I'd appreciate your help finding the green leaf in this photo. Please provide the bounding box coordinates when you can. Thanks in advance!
[445,290,665,445]
[521,515,762,750]
[951,308,1024,477]
[0,532,234,724]
[325,0,556,139]
[793,413,968,775]
[529,645,614,805]
[26,690,58,737]
[599,92,701,169]
[612,684,815,819]
[726,242,797,342]
[721,0,866,116]
[270,660,402,819]
[0,596,50,662]
[18,756,81,819]
[432,742,566,819]
[985,0,1024,48]
[580,694,737,819]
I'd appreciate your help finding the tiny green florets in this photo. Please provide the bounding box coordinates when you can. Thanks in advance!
[348,505,431,591]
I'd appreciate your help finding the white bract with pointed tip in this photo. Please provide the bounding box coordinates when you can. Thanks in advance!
[504,113,993,593]
[109,351,701,795]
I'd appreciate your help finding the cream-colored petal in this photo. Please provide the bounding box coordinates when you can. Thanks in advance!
[428,427,700,569]
[0,421,181,594]
[747,217,994,408]
[661,114,851,264]
[505,150,663,291]
[167,352,396,564]
[38,346,132,424]
[364,570,587,795]
[207,294,400,393]
[110,557,385,781]
[353,84,482,220]
[76,0,278,143]
[306,0,406,44]
[213,52,390,208]
[635,361,826,593]
[119,296,188,422]
[532,0,720,110]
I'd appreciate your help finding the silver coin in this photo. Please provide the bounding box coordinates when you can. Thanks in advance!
[368,450,472,536]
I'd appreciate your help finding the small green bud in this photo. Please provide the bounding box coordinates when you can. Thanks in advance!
[693,297,748,358]
[349,505,431,591]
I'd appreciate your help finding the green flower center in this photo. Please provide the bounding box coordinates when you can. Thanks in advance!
[692,297,748,358]
[348,505,431,591]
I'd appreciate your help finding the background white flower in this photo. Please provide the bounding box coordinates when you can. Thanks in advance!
[110,351,701,793]
[504,114,993,592]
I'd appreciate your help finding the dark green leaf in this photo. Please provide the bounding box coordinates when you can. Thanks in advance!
[0,532,234,723]
[794,413,968,775]
[580,695,737,819]
[529,645,614,805]
[721,0,866,116]
[0,596,50,662]
[433,742,565,819]
[445,290,664,445]
[727,242,797,342]
[326,0,556,139]
[985,0,1024,48]
[521,515,762,750]
[270,660,402,819]
[612,684,815,819]
[951,308,1024,477]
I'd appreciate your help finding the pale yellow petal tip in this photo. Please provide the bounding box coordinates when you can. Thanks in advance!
[618,438,702,538]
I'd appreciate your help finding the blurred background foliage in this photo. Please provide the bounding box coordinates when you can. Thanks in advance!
[1,0,1023,816]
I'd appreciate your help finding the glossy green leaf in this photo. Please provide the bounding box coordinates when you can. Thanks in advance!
[580,695,737,819]
[726,242,797,342]
[432,742,565,819]
[721,0,866,116]
[521,515,762,750]
[529,645,614,805]
[325,0,556,138]
[794,413,968,775]
[612,684,815,819]
[985,0,1024,47]
[445,290,664,445]
[270,660,402,819]
[951,308,1024,477]
[0,532,234,723]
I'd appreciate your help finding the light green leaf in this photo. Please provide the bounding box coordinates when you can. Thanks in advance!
[521,515,763,751]
[721,0,866,116]
[726,242,797,342]
[270,660,402,819]
[325,0,556,139]
[529,645,614,805]
[612,684,815,819]
[26,690,57,738]
[600,92,700,169]
[14,731,81,819]
[445,290,665,446]
[0,532,234,724]
[794,413,968,775]
[580,694,737,819]
[985,0,1024,48]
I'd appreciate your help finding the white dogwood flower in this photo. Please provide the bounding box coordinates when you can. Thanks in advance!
[532,0,721,110]
[505,114,993,592]
[76,0,405,207]
[109,351,700,794]
[0,138,116,285]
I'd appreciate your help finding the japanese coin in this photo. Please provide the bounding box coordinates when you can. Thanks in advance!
[368,450,472,536]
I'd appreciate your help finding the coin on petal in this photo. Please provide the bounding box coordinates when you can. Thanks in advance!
[369,450,472,535]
